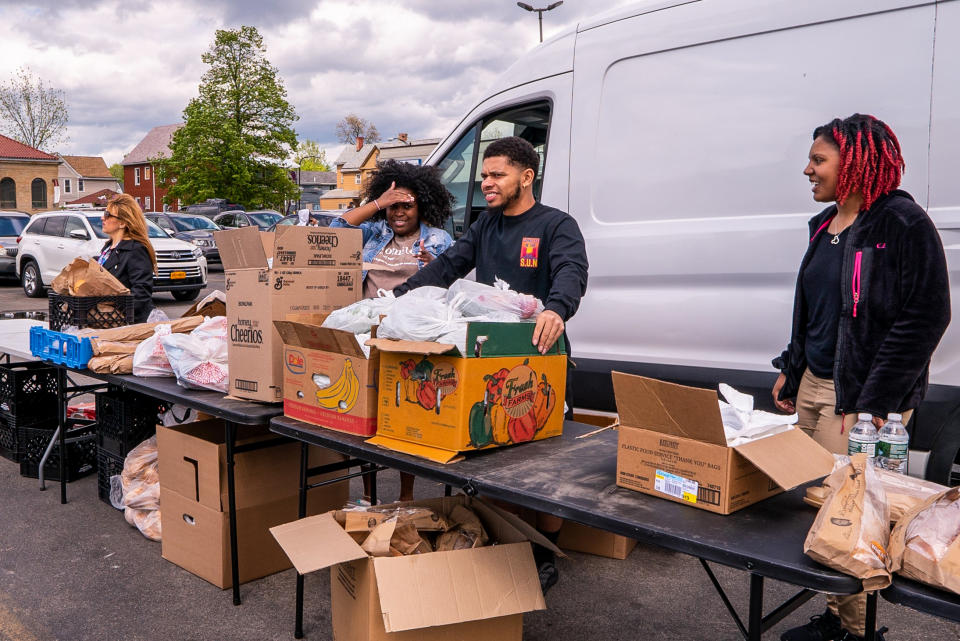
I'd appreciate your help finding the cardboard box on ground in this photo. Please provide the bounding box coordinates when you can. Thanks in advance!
[275,315,380,437]
[156,419,348,588]
[214,225,363,402]
[366,322,568,464]
[612,372,834,514]
[271,495,559,641]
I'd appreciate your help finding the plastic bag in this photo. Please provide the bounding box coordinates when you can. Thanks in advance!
[377,296,465,344]
[147,307,170,323]
[322,296,396,334]
[718,383,796,446]
[446,278,543,319]
[109,436,161,541]
[160,316,229,393]
[889,487,960,594]
[132,324,174,377]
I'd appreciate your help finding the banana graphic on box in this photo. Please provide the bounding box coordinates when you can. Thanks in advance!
[312,359,359,413]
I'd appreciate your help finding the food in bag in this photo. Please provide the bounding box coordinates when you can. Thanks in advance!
[889,487,960,594]
[322,296,395,334]
[160,316,229,393]
[446,278,543,319]
[804,453,892,590]
[110,436,161,541]
[132,324,174,377]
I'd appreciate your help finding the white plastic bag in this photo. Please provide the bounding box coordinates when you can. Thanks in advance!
[109,436,161,541]
[446,278,543,319]
[376,296,465,344]
[322,296,396,334]
[160,316,229,393]
[718,383,797,446]
[132,324,174,377]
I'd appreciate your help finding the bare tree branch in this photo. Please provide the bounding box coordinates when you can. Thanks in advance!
[0,67,68,151]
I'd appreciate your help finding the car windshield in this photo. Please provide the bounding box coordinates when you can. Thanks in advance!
[87,216,169,239]
[171,216,219,232]
[247,212,282,227]
[0,217,27,236]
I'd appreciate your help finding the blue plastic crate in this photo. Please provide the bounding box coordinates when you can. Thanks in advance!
[29,326,94,369]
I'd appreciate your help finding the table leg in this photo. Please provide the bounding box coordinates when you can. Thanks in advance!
[225,420,241,606]
[748,574,764,641]
[295,442,308,639]
[57,366,67,504]
[864,591,878,641]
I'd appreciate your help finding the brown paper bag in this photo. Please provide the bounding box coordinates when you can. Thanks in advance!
[435,505,489,551]
[361,518,397,557]
[87,353,135,374]
[51,258,129,296]
[83,316,203,343]
[804,453,892,590]
[889,487,960,594]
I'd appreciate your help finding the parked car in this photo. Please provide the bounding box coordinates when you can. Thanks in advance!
[424,0,960,483]
[180,198,244,218]
[265,211,336,231]
[213,210,283,230]
[144,212,221,266]
[16,210,207,301]
[0,211,30,280]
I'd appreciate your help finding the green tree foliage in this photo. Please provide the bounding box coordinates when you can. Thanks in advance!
[108,162,124,188]
[335,114,380,145]
[294,139,330,171]
[159,26,299,209]
[0,67,69,151]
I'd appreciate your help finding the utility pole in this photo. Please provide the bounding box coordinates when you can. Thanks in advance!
[516,2,564,43]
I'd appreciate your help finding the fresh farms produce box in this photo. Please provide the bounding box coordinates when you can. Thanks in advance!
[367,322,566,463]
[275,318,379,436]
[215,225,362,402]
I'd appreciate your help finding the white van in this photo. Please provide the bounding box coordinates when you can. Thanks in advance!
[426,0,960,483]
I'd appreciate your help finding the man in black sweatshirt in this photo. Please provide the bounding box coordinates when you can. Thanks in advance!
[394,136,589,592]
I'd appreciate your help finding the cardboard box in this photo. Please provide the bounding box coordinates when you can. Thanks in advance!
[271,496,553,641]
[157,420,349,588]
[557,521,637,560]
[275,319,380,437]
[366,322,567,463]
[216,226,362,402]
[613,372,834,514]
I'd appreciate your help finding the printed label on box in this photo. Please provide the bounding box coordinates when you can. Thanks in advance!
[654,469,698,504]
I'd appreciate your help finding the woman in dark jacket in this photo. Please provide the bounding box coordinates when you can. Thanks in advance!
[775,114,950,641]
[97,194,157,323]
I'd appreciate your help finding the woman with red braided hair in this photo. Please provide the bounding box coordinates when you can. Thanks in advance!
[774,114,950,641]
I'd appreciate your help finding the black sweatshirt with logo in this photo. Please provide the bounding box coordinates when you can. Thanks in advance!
[393,202,588,322]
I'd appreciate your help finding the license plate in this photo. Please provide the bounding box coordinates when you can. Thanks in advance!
[171,271,186,279]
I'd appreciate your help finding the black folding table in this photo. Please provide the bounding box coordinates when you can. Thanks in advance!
[271,416,874,640]
[881,576,960,623]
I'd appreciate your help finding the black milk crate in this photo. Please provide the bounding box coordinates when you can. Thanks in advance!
[0,414,24,462]
[47,293,134,332]
[0,361,58,425]
[97,447,125,505]
[96,389,162,457]
[18,424,97,482]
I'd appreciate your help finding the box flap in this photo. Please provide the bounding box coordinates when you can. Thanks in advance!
[366,435,464,464]
[466,322,566,357]
[214,226,268,270]
[274,320,369,359]
[611,371,726,446]
[373,543,545,632]
[733,427,834,489]
[365,338,458,357]
[269,512,367,574]
[259,231,275,260]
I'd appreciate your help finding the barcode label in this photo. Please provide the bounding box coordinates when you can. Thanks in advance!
[654,469,698,504]
[235,378,258,392]
[698,486,721,506]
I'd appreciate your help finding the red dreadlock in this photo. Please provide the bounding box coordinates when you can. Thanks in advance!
[814,114,904,211]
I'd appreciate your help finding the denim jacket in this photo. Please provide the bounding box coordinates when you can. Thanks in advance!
[330,216,453,280]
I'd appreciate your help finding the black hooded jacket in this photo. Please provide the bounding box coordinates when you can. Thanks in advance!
[98,239,155,323]
[774,190,951,417]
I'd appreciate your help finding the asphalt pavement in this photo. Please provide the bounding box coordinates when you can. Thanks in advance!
[0,268,958,640]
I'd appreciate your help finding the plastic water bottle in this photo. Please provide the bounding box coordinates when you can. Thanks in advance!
[847,413,878,457]
[877,413,909,474]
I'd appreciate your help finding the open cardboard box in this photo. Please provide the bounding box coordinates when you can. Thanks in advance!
[366,322,567,464]
[275,318,380,436]
[271,495,558,641]
[613,371,834,514]
[215,225,362,402]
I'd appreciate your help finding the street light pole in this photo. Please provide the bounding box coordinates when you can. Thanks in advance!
[516,1,563,43]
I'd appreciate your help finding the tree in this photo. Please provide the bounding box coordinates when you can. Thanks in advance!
[108,163,124,188]
[0,67,69,151]
[294,139,331,171]
[158,26,299,209]
[335,114,380,145]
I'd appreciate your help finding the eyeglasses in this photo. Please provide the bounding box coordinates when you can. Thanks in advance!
[103,211,117,219]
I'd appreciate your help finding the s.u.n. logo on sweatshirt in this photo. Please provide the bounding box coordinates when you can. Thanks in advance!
[520,237,539,268]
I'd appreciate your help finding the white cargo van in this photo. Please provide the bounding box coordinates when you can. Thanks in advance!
[426,0,960,483]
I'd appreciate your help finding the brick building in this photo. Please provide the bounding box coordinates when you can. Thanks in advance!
[0,134,60,213]
[121,124,182,212]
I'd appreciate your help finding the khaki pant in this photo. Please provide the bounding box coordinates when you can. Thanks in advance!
[795,368,912,635]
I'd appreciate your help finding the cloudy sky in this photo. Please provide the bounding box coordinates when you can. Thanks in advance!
[0,0,629,167]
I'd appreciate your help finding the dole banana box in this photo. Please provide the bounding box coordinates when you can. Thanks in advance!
[215,226,362,402]
[275,318,380,436]
[367,323,567,463]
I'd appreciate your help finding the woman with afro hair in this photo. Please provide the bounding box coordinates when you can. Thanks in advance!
[775,114,950,641]
[331,159,455,299]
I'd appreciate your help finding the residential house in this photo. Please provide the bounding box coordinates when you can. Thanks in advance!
[58,155,119,205]
[65,188,120,208]
[0,134,60,213]
[121,124,183,212]
[297,170,336,210]
[376,135,441,167]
